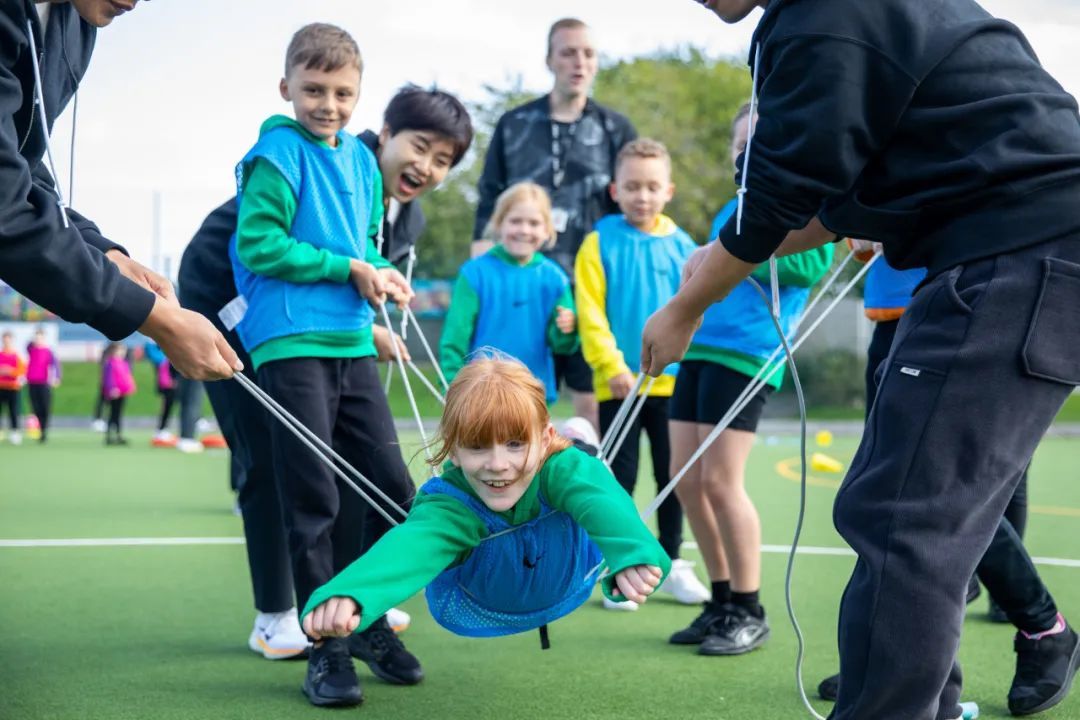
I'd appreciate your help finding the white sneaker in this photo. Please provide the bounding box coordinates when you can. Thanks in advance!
[153,429,175,443]
[602,596,639,611]
[195,417,214,433]
[659,559,711,605]
[91,418,107,433]
[9,431,22,445]
[385,606,411,633]
[560,416,600,452]
[176,438,204,454]
[247,608,310,660]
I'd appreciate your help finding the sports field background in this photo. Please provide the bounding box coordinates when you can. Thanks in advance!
[1,429,1078,719]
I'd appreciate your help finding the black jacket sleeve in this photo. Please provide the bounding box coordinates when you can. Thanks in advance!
[718,37,917,263]
[0,33,154,340]
[473,115,509,241]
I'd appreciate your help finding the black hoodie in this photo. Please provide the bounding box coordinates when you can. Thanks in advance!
[178,130,427,320]
[0,1,154,339]
[719,0,1080,275]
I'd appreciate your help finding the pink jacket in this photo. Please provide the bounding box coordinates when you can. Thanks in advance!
[103,356,136,398]
[26,345,60,386]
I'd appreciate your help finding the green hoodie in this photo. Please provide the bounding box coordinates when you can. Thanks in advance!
[301,446,671,633]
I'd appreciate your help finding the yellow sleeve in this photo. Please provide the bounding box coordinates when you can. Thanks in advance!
[574,232,630,388]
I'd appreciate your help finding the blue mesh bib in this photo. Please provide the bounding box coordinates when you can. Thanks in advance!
[420,477,602,638]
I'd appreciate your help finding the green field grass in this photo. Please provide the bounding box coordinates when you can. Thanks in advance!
[1,431,1079,719]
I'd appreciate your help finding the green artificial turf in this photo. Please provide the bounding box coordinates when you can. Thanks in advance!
[1,431,1078,719]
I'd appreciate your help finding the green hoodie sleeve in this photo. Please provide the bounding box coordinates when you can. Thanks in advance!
[439,273,479,382]
[235,158,353,283]
[545,285,580,356]
[300,493,487,633]
[540,448,671,601]
[750,243,835,288]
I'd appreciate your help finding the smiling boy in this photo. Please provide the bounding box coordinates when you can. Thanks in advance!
[227,23,418,708]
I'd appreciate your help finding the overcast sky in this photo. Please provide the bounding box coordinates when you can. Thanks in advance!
[40,0,1080,276]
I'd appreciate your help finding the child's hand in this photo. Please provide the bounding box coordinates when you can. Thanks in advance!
[372,324,410,362]
[555,306,576,334]
[349,260,389,306]
[608,372,636,400]
[302,596,361,640]
[378,267,415,306]
[612,564,663,604]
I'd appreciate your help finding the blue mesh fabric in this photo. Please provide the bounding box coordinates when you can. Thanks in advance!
[421,478,602,638]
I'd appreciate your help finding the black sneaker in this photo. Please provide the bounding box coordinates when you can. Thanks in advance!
[698,603,770,656]
[303,638,363,707]
[348,615,424,685]
[818,672,839,701]
[1008,626,1080,716]
[669,602,728,645]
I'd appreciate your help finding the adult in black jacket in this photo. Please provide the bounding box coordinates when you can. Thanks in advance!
[179,86,472,679]
[0,0,238,380]
[473,18,636,430]
[643,2,1080,719]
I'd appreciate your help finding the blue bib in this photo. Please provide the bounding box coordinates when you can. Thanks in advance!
[420,478,602,638]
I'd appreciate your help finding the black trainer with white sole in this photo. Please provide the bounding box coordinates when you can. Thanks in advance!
[698,603,770,656]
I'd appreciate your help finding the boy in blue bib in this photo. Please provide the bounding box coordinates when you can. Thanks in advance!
[230,23,415,708]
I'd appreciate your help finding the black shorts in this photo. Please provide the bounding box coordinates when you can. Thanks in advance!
[553,348,594,393]
[669,360,773,432]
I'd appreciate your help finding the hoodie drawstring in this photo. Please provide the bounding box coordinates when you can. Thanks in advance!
[25,18,70,229]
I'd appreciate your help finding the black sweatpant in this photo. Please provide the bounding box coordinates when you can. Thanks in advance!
[27,384,51,435]
[866,320,1052,631]
[107,397,125,436]
[598,395,682,559]
[0,388,19,430]
[258,356,415,612]
[832,237,1080,720]
[157,388,176,431]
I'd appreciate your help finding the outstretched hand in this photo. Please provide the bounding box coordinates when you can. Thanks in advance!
[611,564,663,605]
[302,596,361,640]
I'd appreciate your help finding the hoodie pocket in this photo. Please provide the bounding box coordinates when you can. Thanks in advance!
[1021,258,1080,386]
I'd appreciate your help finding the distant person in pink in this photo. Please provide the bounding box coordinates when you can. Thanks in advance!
[0,331,27,444]
[25,327,61,443]
[102,342,136,446]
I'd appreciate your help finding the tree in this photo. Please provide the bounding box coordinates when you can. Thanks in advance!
[416,49,753,278]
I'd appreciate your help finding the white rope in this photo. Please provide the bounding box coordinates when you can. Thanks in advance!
[379,303,434,469]
[403,305,450,392]
[407,359,446,405]
[231,373,406,526]
[598,374,648,458]
[603,376,657,465]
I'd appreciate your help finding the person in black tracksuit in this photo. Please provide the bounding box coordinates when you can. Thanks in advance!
[179,86,473,683]
[643,1,1080,718]
[0,1,236,382]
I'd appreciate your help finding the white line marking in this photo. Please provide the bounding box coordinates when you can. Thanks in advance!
[3,538,1079,570]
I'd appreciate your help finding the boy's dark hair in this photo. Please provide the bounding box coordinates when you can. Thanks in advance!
[383,85,475,168]
[285,23,362,76]
[547,18,588,58]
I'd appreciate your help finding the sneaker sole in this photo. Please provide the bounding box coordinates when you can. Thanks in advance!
[698,627,771,656]
[302,682,363,707]
[248,633,309,660]
[358,658,424,686]
[1010,634,1080,716]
